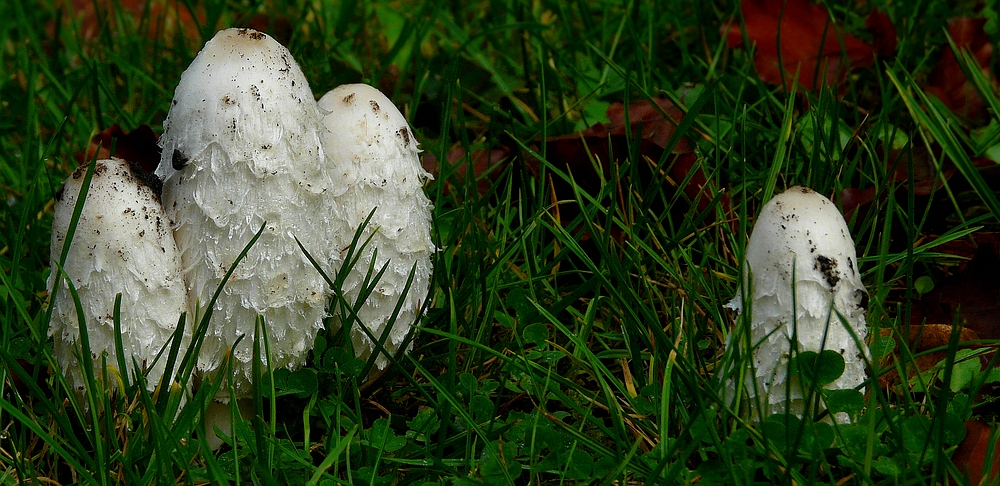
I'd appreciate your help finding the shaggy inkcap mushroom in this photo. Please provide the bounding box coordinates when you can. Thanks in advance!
[317,84,434,372]
[726,186,870,422]
[156,28,334,398]
[48,158,188,394]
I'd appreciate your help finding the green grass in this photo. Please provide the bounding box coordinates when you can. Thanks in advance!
[2,0,1000,484]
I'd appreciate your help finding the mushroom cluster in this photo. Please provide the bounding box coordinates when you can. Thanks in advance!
[48,28,434,417]
[725,186,869,422]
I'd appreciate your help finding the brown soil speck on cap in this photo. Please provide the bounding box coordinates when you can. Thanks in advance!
[237,28,265,40]
[815,254,840,288]
[370,100,380,112]
[73,161,108,180]
[342,93,355,104]
[397,128,411,147]
[172,149,189,171]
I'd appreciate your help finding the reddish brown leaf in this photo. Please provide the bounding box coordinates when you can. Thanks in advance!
[911,237,1000,340]
[422,99,730,229]
[840,186,876,219]
[724,0,876,91]
[865,10,897,58]
[924,18,996,125]
[886,145,956,196]
[952,421,1000,486]
[421,146,512,197]
[877,324,981,389]
[77,124,161,175]
[60,0,204,43]
[590,99,693,153]
[244,13,294,45]
[671,153,723,213]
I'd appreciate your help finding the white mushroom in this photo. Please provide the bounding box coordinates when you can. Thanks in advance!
[318,84,434,373]
[725,186,869,422]
[156,28,333,398]
[48,158,188,395]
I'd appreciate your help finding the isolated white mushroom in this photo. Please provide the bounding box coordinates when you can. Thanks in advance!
[725,186,869,422]
[156,28,334,399]
[48,158,188,395]
[317,84,434,373]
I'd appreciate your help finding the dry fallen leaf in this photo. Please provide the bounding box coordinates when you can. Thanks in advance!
[878,324,981,389]
[59,0,204,43]
[911,236,1000,340]
[723,0,878,91]
[924,18,996,126]
[77,124,161,175]
[951,421,1000,486]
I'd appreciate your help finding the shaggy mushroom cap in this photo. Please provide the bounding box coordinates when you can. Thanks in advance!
[157,28,333,398]
[48,158,188,394]
[726,186,869,422]
[318,84,434,372]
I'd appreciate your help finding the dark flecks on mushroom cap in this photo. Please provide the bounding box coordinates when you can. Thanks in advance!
[342,93,355,104]
[172,149,190,171]
[370,100,380,112]
[73,161,108,180]
[814,254,840,288]
[237,28,265,41]
[396,128,411,147]
[127,160,164,200]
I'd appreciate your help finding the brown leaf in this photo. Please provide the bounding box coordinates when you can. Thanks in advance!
[951,421,1000,486]
[243,13,293,46]
[839,186,876,219]
[421,146,512,197]
[589,99,692,153]
[911,236,1000,340]
[724,0,877,91]
[924,18,996,125]
[877,324,981,389]
[59,0,204,44]
[76,124,161,175]
[865,10,897,58]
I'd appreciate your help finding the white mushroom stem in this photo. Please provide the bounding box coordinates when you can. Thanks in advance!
[48,158,188,396]
[157,28,333,399]
[725,186,870,422]
[318,84,435,373]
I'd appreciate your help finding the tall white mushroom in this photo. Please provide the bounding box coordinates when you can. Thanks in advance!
[48,158,188,395]
[725,186,869,422]
[317,84,434,373]
[156,28,334,398]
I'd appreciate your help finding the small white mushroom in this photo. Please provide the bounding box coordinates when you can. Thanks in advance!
[318,84,434,373]
[156,28,333,398]
[48,158,188,395]
[725,186,869,422]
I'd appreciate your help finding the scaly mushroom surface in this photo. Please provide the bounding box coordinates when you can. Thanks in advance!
[726,186,869,422]
[49,158,188,394]
[318,84,434,372]
[156,28,334,397]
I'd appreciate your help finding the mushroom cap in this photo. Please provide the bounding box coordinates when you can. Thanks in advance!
[48,158,188,394]
[157,28,328,190]
[318,84,435,371]
[726,186,869,421]
[157,28,332,398]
